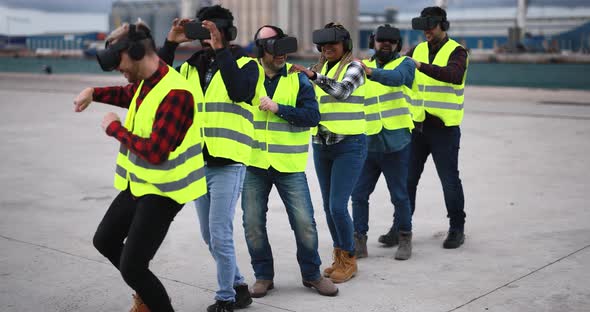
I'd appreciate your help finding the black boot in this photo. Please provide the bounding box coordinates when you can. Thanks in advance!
[207,300,234,312]
[443,230,465,249]
[233,284,252,309]
[378,227,398,247]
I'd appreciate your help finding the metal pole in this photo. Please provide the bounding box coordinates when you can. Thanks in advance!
[517,0,527,41]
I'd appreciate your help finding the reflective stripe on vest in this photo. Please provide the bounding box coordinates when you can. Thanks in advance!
[249,63,312,172]
[313,60,366,135]
[180,57,265,165]
[362,57,414,135]
[413,39,468,126]
[114,66,207,204]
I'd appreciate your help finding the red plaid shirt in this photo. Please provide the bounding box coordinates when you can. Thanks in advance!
[93,60,194,165]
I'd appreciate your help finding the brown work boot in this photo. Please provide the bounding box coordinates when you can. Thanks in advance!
[302,276,339,296]
[322,248,341,277]
[394,231,412,260]
[129,293,150,312]
[249,279,274,298]
[354,233,368,258]
[329,251,357,283]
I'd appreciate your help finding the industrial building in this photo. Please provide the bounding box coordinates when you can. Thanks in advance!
[360,5,590,53]
[110,0,358,54]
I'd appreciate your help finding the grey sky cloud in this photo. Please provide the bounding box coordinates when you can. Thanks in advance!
[0,0,588,13]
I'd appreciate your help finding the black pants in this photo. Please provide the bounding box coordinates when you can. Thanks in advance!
[93,189,182,312]
[407,122,466,231]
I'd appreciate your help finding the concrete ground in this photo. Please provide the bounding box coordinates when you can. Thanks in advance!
[0,72,589,312]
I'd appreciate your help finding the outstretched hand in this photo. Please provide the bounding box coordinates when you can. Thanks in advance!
[289,64,315,79]
[360,62,373,76]
[74,87,93,112]
[408,57,421,69]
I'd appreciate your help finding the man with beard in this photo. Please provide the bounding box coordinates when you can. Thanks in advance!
[74,21,207,312]
[241,25,337,298]
[352,24,416,260]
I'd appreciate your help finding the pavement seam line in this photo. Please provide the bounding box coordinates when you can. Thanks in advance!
[445,243,590,312]
[469,110,590,120]
[0,234,296,312]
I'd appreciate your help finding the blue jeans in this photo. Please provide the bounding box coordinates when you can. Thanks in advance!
[312,134,368,254]
[241,167,321,281]
[407,126,466,231]
[194,165,246,302]
[351,142,413,235]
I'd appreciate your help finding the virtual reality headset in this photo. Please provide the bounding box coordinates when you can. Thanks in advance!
[259,36,298,55]
[184,18,235,40]
[312,27,349,45]
[374,25,401,42]
[411,16,444,30]
[96,39,131,72]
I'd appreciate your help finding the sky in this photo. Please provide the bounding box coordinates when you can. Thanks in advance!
[1,0,589,14]
[1,0,589,34]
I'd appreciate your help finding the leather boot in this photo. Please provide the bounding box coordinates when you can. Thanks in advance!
[323,248,341,277]
[129,293,150,312]
[394,231,412,260]
[354,233,368,258]
[329,251,357,283]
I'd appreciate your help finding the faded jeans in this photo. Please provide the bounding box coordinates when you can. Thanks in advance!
[194,164,246,302]
[241,166,321,281]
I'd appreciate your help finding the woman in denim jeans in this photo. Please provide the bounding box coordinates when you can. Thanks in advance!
[291,22,367,283]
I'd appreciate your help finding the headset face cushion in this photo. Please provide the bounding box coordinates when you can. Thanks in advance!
[260,36,298,56]
[97,40,128,71]
[312,28,349,45]
[411,16,443,30]
[375,26,401,43]
[185,18,236,40]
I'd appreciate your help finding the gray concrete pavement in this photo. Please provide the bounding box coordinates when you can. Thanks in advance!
[1,73,589,312]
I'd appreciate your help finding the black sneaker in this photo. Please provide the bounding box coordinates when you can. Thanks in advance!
[443,231,465,249]
[207,300,234,312]
[233,284,252,309]
[378,227,398,247]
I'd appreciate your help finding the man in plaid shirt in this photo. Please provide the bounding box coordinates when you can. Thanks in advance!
[73,21,201,312]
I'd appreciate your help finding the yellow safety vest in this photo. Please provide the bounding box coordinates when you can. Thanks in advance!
[363,57,415,135]
[312,60,366,135]
[114,66,207,204]
[250,63,311,173]
[180,56,266,165]
[413,39,468,126]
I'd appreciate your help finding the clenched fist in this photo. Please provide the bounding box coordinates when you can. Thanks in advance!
[259,96,279,113]
[101,112,121,132]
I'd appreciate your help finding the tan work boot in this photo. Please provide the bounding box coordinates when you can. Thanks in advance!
[322,248,342,277]
[303,276,339,296]
[250,279,274,298]
[394,231,412,260]
[129,293,150,312]
[329,251,357,283]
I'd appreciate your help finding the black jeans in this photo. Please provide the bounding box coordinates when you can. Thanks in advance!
[407,124,466,231]
[93,189,182,312]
